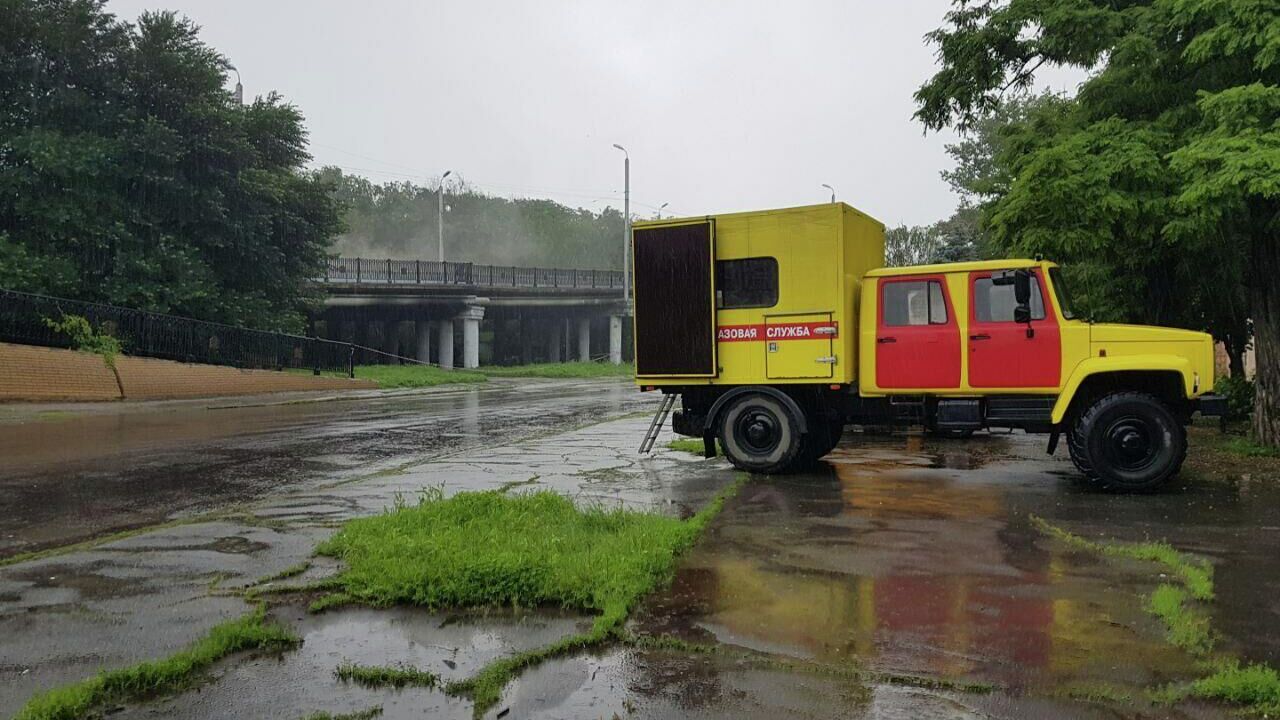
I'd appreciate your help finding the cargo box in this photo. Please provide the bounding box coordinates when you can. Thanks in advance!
[632,203,885,386]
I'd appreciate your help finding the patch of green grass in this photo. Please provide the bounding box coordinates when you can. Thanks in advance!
[309,591,355,613]
[497,475,540,493]
[443,628,613,711]
[14,606,297,720]
[300,708,383,720]
[624,633,720,654]
[1049,681,1132,704]
[1185,661,1280,714]
[667,438,718,456]
[1030,516,1214,601]
[476,362,633,379]
[335,662,439,688]
[317,479,743,716]
[1148,584,1214,655]
[354,364,487,389]
[251,562,311,587]
[1220,435,1280,458]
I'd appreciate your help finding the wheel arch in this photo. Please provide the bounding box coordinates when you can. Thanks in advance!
[1052,357,1194,425]
[703,385,811,435]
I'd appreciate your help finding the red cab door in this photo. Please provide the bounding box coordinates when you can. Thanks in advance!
[967,270,1061,388]
[875,276,961,389]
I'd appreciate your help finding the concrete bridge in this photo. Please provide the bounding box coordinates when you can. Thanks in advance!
[312,258,631,369]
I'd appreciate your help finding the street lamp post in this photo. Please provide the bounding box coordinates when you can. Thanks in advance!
[438,170,452,263]
[230,66,243,105]
[821,183,836,203]
[656,202,669,219]
[612,144,630,307]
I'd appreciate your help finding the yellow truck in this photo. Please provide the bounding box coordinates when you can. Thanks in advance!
[632,202,1226,492]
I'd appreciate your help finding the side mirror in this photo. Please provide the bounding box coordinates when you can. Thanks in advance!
[1014,305,1031,324]
[1013,269,1032,305]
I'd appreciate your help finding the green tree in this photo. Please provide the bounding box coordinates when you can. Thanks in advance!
[885,224,943,267]
[915,0,1277,444]
[0,0,340,332]
[321,168,624,269]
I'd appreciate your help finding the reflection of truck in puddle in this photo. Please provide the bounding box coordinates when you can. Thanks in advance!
[632,203,1225,491]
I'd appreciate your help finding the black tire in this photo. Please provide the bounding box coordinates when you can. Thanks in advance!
[799,417,845,465]
[1065,426,1094,476]
[1071,392,1186,492]
[717,393,804,474]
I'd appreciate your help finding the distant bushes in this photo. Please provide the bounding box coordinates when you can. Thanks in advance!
[1217,374,1255,421]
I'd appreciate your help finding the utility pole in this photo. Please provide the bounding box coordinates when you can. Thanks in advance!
[438,170,452,262]
[613,144,630,307]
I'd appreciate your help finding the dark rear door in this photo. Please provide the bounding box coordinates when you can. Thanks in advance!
[633,220,717,377]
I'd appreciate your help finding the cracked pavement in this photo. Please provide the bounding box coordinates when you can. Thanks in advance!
[3,379,1279,718]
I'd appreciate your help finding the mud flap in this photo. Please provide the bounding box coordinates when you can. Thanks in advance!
[1046,430,1060,456]
[703,432,717,458]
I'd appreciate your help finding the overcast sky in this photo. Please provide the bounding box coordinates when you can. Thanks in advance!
[106,0,1080,227]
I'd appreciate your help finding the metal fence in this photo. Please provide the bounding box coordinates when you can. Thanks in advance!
[321,258,624,289]
[0,288,355,375]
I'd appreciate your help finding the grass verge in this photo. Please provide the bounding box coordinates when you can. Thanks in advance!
[1031,516,1214,656]
[335,662,439,688]
[1185,421,1280,482]
[1031,516,1280,715]
[1219,435,1280,458]
[1186,661,1280,714]
[301,708,383,720]
[667,438,718,456]
[353,364,487,389]
[476,361,633,379]
[315,478,743,716]
[14,605,297,720]
[1029,516,1213,601]
[1147,584,1214,655]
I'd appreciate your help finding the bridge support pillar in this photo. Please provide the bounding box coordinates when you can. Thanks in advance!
[577,317,591,362]
[459,305,485,369]
[438,320,455,369]
[415,320,431,363]
[549,321,562,363]
[609,316,623,365]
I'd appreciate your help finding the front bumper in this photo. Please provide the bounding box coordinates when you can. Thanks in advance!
[1193,394,1228,417]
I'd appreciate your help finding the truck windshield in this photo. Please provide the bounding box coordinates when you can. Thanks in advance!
[1048,267,1076,319]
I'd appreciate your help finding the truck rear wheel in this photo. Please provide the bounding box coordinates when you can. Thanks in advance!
[797,416,845,466]
[717,393,804,474]
[1072,392,1186,492]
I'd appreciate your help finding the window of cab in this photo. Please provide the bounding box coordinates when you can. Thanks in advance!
[973,275,1046,322]
[882,279,948,326]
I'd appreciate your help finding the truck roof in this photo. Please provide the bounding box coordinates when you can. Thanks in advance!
[865,258,1050,277]
[632,201,885,230]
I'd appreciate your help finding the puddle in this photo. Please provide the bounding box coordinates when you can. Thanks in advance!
[633,434,1234,711]
[114,606,590,720]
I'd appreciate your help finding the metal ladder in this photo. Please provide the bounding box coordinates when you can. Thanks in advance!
[639,393,678,454]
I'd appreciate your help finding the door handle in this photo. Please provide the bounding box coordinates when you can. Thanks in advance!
[969,334,991,341]
[877,337,896,344]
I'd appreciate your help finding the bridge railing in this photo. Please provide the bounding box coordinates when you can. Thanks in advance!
[322,258,623,289]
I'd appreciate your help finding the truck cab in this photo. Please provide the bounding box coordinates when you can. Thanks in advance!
[633,203,1225,492]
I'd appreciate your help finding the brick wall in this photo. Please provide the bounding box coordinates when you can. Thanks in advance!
[0,342,375,402]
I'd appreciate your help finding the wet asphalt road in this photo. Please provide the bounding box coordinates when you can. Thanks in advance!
[0,380,652,558]
[2,380,1278,719]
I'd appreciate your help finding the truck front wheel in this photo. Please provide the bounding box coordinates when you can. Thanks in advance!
[1072,392,1186,492]
[717,393,804,474]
